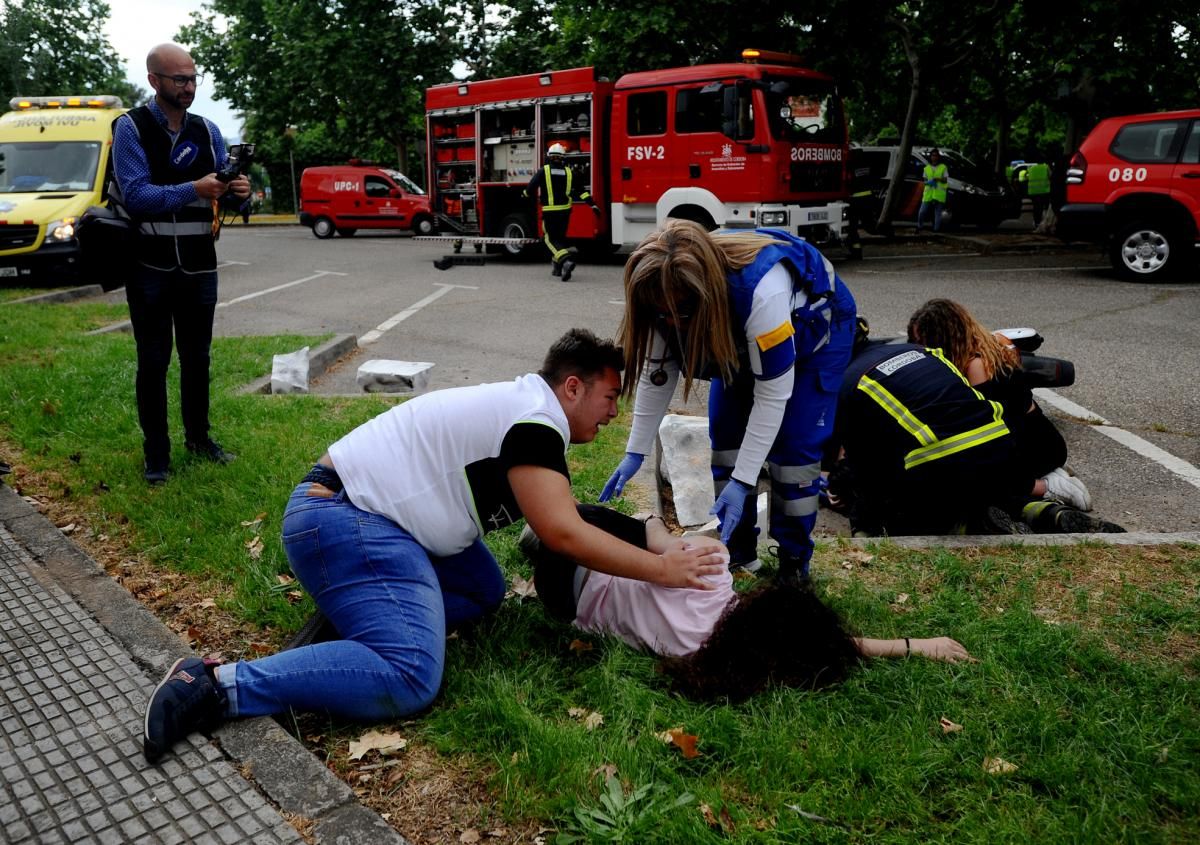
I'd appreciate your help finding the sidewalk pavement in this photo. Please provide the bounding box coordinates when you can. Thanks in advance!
[0,483,406,845]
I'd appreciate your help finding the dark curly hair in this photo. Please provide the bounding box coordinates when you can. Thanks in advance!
[659,580,863,702]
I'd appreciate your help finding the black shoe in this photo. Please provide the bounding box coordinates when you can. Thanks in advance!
[979,506,1033,535]
[560,259,575,282]
[143,657,226,763]
[551,262,562,277]
[186,439,236,464]
[774,551,810,585]
[144,462,170,486]
[1054,507,1126,534]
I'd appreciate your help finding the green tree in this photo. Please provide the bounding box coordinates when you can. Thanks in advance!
[0,0,143,109]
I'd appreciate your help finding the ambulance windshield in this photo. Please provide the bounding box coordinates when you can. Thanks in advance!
[765,80,843,145]
[384,169,425,195]
[0,141,102,192]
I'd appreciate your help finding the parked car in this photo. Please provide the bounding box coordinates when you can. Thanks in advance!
[1058,109,1200,281]
[856,145,1020,230]
[299,161,434,239]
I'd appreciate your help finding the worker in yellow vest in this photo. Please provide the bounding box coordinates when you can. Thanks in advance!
[1025,161,1051,226]
[916,148,949,233]
[523,143,600,281]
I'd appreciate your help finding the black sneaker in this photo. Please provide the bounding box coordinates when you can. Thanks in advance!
[143,657,226,763]
[1054,507,1126,533]
[774,550,810,585]
[186,439,236,464]
[560,259,575,282]
[979,506,1033,535]
[551,262,562,277]
[144,462,170,486]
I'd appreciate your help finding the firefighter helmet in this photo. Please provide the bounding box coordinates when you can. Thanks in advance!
[547,143,568,157]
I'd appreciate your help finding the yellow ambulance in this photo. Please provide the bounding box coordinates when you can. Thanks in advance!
[0,95,125,286]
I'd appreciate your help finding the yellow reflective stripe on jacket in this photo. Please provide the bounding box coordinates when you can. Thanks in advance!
[543,165,573,211]
[857,375,937,446]
[903,413,1008,470]
[926,347,984,397]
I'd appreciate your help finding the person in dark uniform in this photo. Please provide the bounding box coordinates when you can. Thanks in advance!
[523,143,600,281]
[845,144,874,260]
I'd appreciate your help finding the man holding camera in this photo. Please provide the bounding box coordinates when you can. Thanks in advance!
[112,43,251,485]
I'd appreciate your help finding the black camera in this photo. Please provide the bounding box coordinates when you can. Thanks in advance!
[217,143,254,183]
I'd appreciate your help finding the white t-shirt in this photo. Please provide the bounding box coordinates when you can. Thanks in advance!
[329,373,570,557]
[573,567,736,657]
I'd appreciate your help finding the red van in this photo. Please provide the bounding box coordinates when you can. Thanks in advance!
[299,162,435,238]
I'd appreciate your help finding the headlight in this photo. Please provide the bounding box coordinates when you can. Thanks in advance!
[46,218,76,242]
[759,211,788,226]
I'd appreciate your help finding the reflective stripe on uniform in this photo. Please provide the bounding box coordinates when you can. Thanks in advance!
[543,165,573,211]
[543,231,569,262]
[139,221,213,236]
[711,449,739,468]
[858,375,937,446]
[767,460,822,484]
[903,415,1008,470]
[772,490,818,517]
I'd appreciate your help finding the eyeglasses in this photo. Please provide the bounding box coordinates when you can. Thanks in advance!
[153,72,203,88]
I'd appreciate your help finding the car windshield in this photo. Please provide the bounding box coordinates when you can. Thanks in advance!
[384,169,424,195]
[765,78,844,145]
[0,141,101,192]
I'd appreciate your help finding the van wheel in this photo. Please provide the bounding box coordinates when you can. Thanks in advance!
[312,217,335,239]
[412,215,435,236]
[1110,220,1179,281]
[500,213,536,257]
[336,228,356,237]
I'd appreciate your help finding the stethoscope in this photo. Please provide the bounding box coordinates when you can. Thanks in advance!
[648,316,689,386]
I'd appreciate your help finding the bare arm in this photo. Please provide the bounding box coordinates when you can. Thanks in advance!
[853,636,976,663]
[638,514,729,560]
[510,466,727,589]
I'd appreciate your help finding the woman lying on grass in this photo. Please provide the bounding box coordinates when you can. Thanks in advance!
[521,505,974,701]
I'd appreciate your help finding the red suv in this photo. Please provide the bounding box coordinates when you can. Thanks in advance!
[1058,109,1200,281]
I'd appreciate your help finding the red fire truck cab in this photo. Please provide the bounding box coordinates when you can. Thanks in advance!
[424,50,848,254]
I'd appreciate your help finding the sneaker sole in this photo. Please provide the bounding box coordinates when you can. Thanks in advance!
[729,558,762,574]
[144,656,192,761]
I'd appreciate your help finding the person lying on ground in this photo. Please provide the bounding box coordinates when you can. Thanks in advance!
[141,328,727,763]
[522,504,974,702]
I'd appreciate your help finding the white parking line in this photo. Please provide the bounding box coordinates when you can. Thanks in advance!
[217,260,250,268]
[360,283,479,345]
[1035,388,1200,490]
[217,270,347,308]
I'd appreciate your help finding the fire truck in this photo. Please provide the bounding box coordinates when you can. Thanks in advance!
[423,49,848,255]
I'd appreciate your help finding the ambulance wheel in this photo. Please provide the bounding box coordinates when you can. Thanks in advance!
[412,214,435,236]
[312,217,335,239]
[500,213,536,257]
[336,228,356,237]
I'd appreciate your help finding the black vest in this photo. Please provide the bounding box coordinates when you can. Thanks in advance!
[121,105,217,273]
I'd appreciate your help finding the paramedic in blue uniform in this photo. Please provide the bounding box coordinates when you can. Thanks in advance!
[112,43,250,485]
[522,143,601,281]
[600,219,858,582]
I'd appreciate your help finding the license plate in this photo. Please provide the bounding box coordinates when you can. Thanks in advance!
[806,211,829,222]
[0,267,17,278]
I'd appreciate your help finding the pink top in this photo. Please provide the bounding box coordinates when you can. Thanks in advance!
[573,565,736,657]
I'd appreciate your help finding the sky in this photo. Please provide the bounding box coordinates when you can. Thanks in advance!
[104,0,243,141]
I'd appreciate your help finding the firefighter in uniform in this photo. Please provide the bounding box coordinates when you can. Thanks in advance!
[523,143,600,281]
[831,339,1028,536]
[845,145,873,259]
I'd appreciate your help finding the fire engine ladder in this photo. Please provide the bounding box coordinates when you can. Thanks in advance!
[413,234,538,254]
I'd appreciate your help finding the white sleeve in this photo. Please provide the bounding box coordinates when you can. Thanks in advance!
[627,330,678,456]
[732,368,793,484]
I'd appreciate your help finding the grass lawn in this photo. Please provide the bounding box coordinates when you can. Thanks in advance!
[1,298,1198,844]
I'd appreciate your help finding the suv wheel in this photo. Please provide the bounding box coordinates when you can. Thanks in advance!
[1110,221,1181,281]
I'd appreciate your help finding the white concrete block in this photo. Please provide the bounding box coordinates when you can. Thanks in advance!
[356,360,435,393]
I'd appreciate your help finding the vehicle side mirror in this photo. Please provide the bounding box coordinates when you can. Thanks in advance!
[390,187,402,197]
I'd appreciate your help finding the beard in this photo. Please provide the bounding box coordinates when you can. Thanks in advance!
[157,86,194,111]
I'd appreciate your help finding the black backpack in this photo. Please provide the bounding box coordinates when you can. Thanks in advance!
[75,113,140,290]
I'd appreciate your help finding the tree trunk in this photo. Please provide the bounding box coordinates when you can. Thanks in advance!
[878,21,922,232]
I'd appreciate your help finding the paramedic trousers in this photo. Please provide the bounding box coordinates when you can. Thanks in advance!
[217,481,506,720]
[125,266,217,469]
[709,313,856,569]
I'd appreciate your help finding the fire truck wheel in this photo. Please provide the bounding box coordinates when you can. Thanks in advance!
[500,212,536,257]
[412,214,435,236]
[336,228,357,237]
[312,216,336,239]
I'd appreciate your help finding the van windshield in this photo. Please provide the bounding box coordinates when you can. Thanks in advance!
[765,79,844,145]
[384,169,424,195]
[0,141,102,192]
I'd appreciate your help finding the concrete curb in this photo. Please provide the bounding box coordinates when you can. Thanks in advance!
[825,530,1200,550]
[239,333,359,395]
[2,284,105,305]
[0,481,408,844]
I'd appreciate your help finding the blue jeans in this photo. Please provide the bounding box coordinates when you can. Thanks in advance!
[219,482,506,720]
[124,266,218,467]
[917,200,944,232]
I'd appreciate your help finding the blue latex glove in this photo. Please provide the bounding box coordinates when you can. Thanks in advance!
[711,479,754,544]
[599,452,645,502]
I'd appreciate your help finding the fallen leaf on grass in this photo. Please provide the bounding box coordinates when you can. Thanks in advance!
[286,590,304,603]
[197,598,217,610]
[507,573,537,599]
[348,729,408,760]
[241,512,267,530]
[186,625,202,642]
[245,536,264,560]
[276,573,296,586]
[939,717,963,734]
[459,829,480,844]
[983,756,1018,775]
[592,763,618,781]
[700,803,719,829]
[657,728,700,758]
[844,549,875,565]
[568,639,593,654]
[567,707,604,730]
[720,806,735,835]
[894,593,909,605]
[248,642,272,655]
[58,522,76,534]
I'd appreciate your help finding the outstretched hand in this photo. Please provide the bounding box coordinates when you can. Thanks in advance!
[711,479,753,544]
[657,545,728,589]
[911,637,976,664]
[599,453,644,502]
